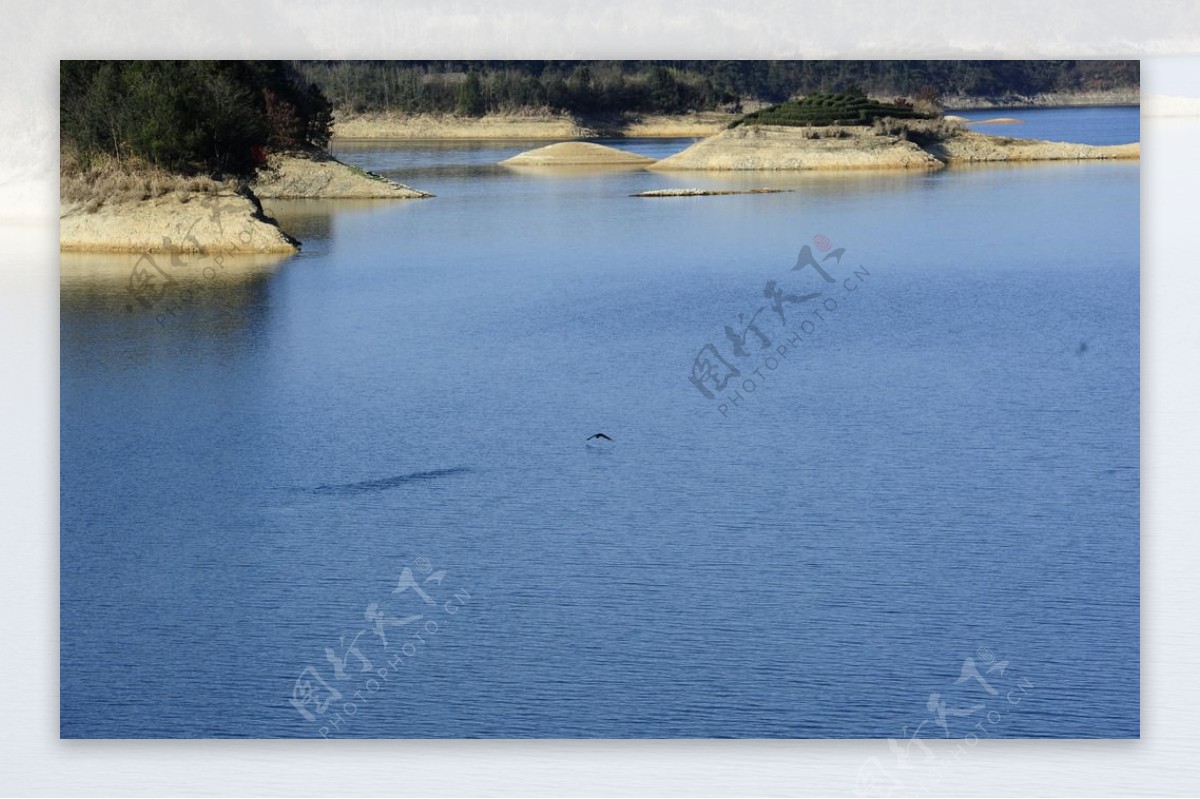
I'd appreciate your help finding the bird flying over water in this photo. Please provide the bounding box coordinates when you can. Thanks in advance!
[587,433,614,441]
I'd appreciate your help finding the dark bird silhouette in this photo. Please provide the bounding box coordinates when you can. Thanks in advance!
[586,433,614,441]
[823,247,846,266]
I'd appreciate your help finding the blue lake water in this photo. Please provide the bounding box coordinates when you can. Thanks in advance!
[951,106,1140,144]
[60,108,1139,738]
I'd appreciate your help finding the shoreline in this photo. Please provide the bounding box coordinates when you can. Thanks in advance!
[944,89,1139,111]
[61,152,432,254]
[332,111,737,141]
[333,99,1137,142]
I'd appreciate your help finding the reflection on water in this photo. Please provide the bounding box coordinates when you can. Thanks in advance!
[60,250,291,339]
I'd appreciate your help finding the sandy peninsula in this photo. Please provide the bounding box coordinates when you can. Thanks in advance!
[61,191,299,254]
[251,152,432,199]
[499,142,656,166]
[61,151,434,254]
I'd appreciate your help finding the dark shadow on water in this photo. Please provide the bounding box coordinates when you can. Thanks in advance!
[311,466,471,495]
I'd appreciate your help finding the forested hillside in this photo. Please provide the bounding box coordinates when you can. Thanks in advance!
[296,60,1139,116]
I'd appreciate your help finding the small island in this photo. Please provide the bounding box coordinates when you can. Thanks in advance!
[650,92,1139,171]
[499,142,657,167]
[60,61,431,254]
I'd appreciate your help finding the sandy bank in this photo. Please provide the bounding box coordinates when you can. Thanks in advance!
[333,111,735,140]
[649,126,945,171]
[500,142,656,167]
[608,113,735,138]
[632,188,792,197]
[334,112,590,140]
[929,132,1140,163]
[251,153,432,199]
[944,88,1139,110]
[60,191,299,254]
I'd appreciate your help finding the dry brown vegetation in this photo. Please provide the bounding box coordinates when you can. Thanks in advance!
[61,146,235,212]
[871,117,964,141]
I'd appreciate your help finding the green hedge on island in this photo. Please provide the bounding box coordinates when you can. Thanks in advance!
[730,91,935,128]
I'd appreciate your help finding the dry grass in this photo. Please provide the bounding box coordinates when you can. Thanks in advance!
[60,147,235,212]
[872,117,964,143]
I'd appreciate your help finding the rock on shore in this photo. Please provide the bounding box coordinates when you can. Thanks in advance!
[649,126,945,171]
[251,153,432,199]
[60,191,299,254]
[500,142,657,166]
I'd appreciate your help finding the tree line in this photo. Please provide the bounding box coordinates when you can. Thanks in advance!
[61,60,334,176]
[295,60,1139,117]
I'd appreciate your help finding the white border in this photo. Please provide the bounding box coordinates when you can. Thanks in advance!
[3,2,1200,795]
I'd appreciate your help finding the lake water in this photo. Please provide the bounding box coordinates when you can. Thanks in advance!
[60,108,1139,738]
[951,105,1141,144]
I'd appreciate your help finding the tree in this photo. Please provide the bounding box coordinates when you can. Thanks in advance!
[456,72,484,116]
[61,60,339,176]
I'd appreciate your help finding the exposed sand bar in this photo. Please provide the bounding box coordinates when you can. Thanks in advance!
[60,192,299,254]
[499,142,656,166]
[631,188,793,197]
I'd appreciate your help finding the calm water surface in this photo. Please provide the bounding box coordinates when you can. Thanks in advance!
[951,105,1140,144]
[60,109,1139,738]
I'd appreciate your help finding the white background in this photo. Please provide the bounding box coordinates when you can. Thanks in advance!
[2,2,1199,795]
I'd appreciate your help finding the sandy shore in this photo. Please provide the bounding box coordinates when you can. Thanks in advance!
[944,88,1139,110]
[334,112,591,140]
[333,111,735,140]
[251,153,432,199]
[930,132,1140,163]
[60,191,299,254]
[500,142,656,166]
[609,113,736,138]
